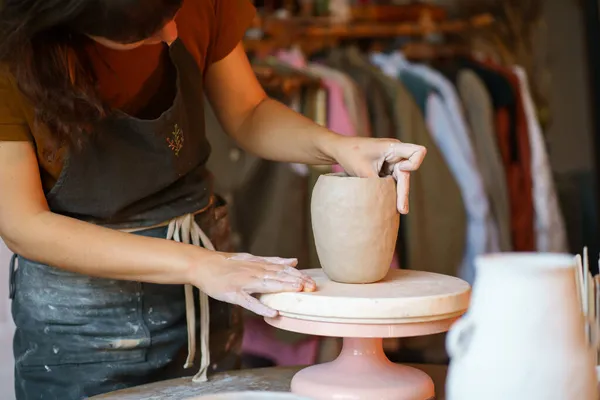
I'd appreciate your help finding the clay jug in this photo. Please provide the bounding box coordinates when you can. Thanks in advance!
[446,253,599,400]
[310,173,399,284]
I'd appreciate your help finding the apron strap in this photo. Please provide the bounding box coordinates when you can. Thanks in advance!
[166,213,213,383]
[9,253,18,300]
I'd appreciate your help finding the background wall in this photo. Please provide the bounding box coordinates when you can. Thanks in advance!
[542,0,598,255]
[543,0,594,174]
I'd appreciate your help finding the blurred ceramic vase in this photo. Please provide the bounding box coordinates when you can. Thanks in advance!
[310,173,399,284]
[446,253,598,400]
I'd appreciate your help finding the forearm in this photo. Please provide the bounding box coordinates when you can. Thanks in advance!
[3,210,215,285]
[231,97,343,164]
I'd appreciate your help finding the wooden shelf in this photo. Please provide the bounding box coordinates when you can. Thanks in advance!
[255,13,493,40]
[245,4,494,56]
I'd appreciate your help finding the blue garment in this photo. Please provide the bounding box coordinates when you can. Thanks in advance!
[398,69,438,112]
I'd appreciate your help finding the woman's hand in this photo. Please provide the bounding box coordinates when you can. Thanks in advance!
[330,137,427,214]
[191,252,316,317]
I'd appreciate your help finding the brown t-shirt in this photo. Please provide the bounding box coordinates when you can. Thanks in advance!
[0,0,256,192]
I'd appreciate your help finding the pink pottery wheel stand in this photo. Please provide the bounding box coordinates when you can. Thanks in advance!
[260,269,470,400]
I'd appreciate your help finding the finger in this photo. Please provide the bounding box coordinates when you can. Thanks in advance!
[394,167,410,214]
[239,259,316,291]
[386,143,427,171]
[272,266,317,291]
[260,257,299,267]
[263,270,309,284]
[236,292,278,318]
[287,268,317,291]
[228,253,298,267]
[244,277,305,294]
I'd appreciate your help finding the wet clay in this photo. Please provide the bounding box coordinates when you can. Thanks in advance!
[311,173,399,283]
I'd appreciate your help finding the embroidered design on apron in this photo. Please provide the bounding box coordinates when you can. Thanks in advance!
[167,123,184,156]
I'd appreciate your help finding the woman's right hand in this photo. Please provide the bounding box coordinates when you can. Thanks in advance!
[191,251,317,317]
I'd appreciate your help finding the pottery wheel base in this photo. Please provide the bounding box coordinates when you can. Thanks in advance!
[260,269,470,400]
[290,337,434,400]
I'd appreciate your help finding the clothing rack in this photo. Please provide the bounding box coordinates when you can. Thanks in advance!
[235,1,570,372]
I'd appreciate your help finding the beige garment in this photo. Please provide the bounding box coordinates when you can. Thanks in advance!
[457,70,512,252]
[307,64,372,137]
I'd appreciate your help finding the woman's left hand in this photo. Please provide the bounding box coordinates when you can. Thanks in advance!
[331,137,427,214]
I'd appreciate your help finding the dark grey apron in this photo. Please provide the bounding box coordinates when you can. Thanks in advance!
[10,39,242,399]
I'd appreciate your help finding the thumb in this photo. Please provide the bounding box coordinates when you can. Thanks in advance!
[237,292,278,318]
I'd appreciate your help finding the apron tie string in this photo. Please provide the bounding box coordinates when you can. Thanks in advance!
[166,213,213,383]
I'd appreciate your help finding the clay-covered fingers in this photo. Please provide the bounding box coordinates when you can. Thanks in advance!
[262,268,316,291]
[260,256,299,267]
[235,291,278,318]
[249,261,315,292]
[228,253,298,267]
[243,276,306,294]
[227,253,316,291]
[236,276,311,318]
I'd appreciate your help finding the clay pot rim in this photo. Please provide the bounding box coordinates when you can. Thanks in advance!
[476,252,575,271]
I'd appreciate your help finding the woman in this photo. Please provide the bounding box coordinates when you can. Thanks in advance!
[0,0,426,398]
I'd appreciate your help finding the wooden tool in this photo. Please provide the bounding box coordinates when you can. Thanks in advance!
[575,253,585,313]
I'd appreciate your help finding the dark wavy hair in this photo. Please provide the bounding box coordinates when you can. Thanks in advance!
[0,0,183,144]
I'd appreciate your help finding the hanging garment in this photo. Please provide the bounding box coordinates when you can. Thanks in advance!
[330,47,467,278]
[371,52,494,283]
[308,64,372,137]
[457,70,512,252]
[273,51,360,145]
[512,66,568,252]
[307,71,357,172]
[461,58,536,252]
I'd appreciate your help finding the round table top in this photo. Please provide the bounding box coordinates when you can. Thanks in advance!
[90,365,449,400]
[260,269,470,324]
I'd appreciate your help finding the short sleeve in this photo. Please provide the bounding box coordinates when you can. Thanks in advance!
[207,0,256,65]
[0,66,32,141]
